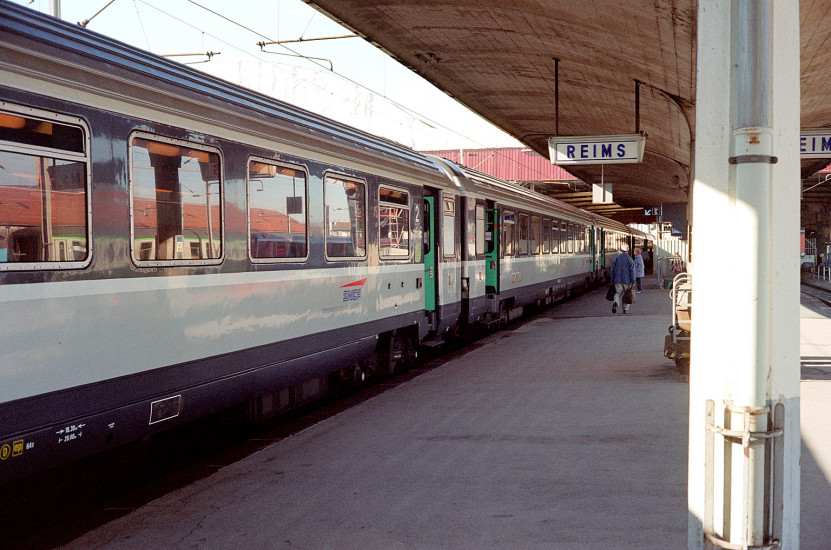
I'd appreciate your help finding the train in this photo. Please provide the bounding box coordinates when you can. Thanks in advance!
[0,1,653,484]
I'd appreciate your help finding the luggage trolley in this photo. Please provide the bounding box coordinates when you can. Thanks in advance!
[664,272,691,373]
[657,254,683,289]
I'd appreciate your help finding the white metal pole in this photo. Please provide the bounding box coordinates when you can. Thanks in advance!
[689,1,800,548]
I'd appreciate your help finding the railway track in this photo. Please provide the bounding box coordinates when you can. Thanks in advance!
[801,279,831,305]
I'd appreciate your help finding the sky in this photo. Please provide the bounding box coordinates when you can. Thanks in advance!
[12,0,524,151]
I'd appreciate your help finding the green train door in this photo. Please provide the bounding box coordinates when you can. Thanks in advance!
[590,226,597,274]
[599,229,606,269]
[423,196,437,311]
[485,208,499,295]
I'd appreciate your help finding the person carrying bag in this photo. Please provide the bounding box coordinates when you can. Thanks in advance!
[609,244,636,314]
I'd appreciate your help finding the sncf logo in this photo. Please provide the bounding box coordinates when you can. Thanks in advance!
[341,278,367,302]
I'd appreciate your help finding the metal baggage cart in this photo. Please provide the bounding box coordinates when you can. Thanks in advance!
[663,272,691,373]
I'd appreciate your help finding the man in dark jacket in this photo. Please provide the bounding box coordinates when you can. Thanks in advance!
[610,244,636,314]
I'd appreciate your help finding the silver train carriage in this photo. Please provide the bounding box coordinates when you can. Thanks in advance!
[0,1,638,483]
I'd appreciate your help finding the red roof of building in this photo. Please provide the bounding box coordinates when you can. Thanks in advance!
[420,147,577,182]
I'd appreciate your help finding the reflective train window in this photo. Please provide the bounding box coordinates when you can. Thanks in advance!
[531,215,541,255]
[129,134,223,265]
[378,186,410,260]
[502,210,515,257]
[542,218,552,254]
[324,174,366,259]
[518,213,529,255]
[442,197,455,258]
[567,223,575,253]
[475,203,486,257]
[0,106,90,269]
[247,159,308,262]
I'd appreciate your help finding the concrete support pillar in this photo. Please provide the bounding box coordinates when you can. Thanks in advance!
[688,1,800,549]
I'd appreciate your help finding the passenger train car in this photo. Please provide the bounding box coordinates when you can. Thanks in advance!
[0,2,649,483]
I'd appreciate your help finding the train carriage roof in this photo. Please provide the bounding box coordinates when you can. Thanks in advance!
[430,155,595,223]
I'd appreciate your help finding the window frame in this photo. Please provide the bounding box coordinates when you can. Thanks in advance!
[246,156,310,264]
[502,209,516,258]
[542,217,552,254]
[517,212,530,256]
[128,131,225,268]
[0,103,92,271]
[323,172,368,261]
[442,195,456,259]
[567,222,575,254]
[531,215,542,255]
[378,184,411,261]
[475,202,486,258]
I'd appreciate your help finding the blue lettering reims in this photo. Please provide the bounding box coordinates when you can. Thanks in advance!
[566,145,576,158]
[601,144,612,157]
[822,137,831,152]
[800,137,807,153]
[617,144,626,157]
[581,144,589,158]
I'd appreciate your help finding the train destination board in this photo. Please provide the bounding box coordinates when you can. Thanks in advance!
[548,133,646,165]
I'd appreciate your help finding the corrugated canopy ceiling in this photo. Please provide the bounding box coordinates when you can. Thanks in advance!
[303,0,831,215]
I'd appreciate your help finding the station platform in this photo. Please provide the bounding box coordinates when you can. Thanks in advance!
[60,282,831,549]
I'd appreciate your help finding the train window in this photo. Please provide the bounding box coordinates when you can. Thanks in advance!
[247,159,308,262]
[0,106,90,269]
[475,204,486,256]
[542,218,552,254]
[560,221,567,254]
[517,213,529,255]
[551,219,559,253]
[531,216,542,255]
[567,223,575,253]
[442,197,455,258]
[502,210,515,257]
[129,134,223,265]
[379,187,410,260]
[324,174,366,259]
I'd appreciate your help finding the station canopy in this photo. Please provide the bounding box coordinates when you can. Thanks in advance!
[303,0,831,211]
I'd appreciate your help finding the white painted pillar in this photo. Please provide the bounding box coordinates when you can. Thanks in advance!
[688,1,800,549]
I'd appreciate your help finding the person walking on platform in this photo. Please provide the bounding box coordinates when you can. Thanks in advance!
[634,248,645,293]
[610,244,635,314]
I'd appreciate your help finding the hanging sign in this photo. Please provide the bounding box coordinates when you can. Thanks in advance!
[801,129,831,158]
[548,133,646,165]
